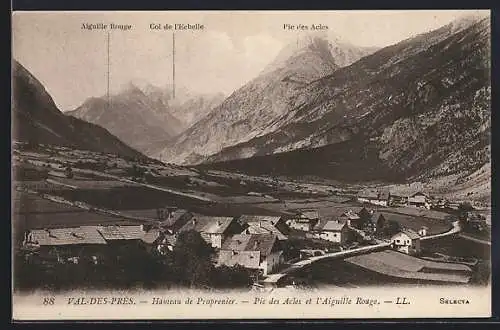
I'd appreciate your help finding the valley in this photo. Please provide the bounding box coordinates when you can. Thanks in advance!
[11,11,491,293]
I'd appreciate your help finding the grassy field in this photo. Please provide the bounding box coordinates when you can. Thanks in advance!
[378,212,452,235]
[13,193,139,229]
[46,177,134,189]
[387,207,456,221]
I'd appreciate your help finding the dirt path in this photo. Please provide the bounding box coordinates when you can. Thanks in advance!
[420,221,461,241]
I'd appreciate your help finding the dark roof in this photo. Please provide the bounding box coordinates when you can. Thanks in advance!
[179,215,236,235]
[221,233,278,258]
[97,225,144,241]
[159,209,192,230]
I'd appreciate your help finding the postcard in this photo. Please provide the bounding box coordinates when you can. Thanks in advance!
[11,9,491,320]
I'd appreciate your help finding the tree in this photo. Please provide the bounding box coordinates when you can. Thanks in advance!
[357,208,372,230]
[386,220,401,236]
[458,202,475,213]
[172,230,215,288]
[211,265,253,288]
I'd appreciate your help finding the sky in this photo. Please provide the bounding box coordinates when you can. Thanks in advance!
[12,10,488,111]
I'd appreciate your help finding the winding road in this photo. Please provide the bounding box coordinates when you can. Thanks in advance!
[262,221,463,285]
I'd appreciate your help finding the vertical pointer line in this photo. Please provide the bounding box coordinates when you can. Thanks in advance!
[172,32,175,99]
[107,32,110,111]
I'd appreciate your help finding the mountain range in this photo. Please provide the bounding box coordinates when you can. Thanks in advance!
[67,83,225,154]
[155,33,379,164]
[12,14,491,188]
[12,60,142,158]
[196,16,490,184]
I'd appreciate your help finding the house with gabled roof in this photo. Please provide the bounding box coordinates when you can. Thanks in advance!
[408,192,431,209]
[178,215,243,248]
[313,219,352,245]
[218,233,283,276]
[357,189,390,206]
[339,209,361,227]
[388,193,409,207]
[238,215,289,240]
[286,210,319,232]
[391,229,421,256]
[357,190,378,204]
[23,226,108,263]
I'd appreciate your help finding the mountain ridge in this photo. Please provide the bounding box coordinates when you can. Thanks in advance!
[203,17,491,183]
[68,82,225,154]
[12,60,143,159]
[155,34,378,164]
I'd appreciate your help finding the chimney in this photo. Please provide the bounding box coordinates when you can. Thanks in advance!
[217,220,222,226]
[192,218,197,227]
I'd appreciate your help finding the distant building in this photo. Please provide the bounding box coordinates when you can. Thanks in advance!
[179,215,243,248]
[374,191,390,206]
[357,190,389,206]
[357,191,378,204]
[433,199,449,209]
[391,229,421,256]
[418,226,429,237]
[464,212,488,232]
[408,192,431,209]
[286,210,319,232]
[447,202,461,210]
[314,220,351,244]
[388,194,409,207]
[218,233,283,276]
[339,209,361,227]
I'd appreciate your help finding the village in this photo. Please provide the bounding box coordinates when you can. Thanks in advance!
[13,143,491,290]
